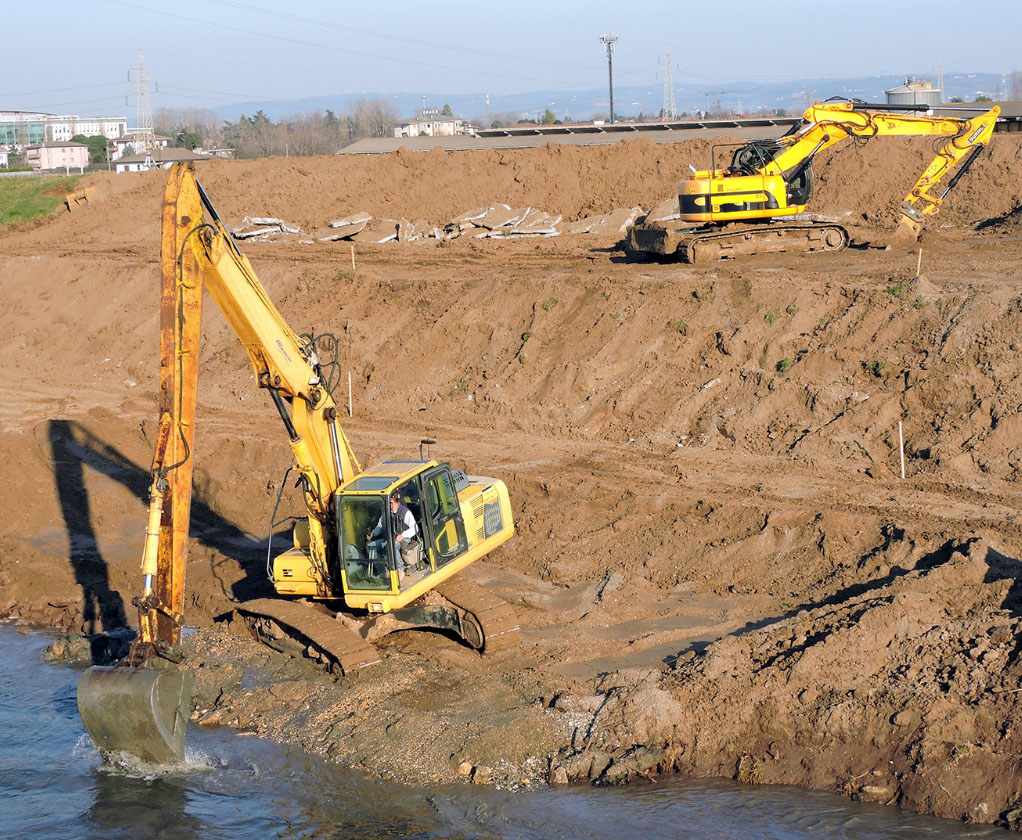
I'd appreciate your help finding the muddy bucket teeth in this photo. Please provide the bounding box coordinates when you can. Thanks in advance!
[77,666,195,764]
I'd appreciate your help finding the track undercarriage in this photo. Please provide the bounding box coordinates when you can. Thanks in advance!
[233,578,520,676]
[627,218,850,263]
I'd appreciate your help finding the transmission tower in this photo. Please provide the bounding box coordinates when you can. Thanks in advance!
[599,34,619,124]
[660,48,678,121]
[131,50,156,169]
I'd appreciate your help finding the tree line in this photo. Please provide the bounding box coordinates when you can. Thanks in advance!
[152,98,399,158]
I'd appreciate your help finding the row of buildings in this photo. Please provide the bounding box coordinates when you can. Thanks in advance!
[0,111,210,173]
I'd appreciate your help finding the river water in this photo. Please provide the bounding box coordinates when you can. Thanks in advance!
[0,623,1010,840]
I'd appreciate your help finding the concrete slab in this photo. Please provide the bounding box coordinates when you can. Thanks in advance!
[646,197,681,223]
[352,219,399,244]
[320,218,370,239]
[329,211,371,228]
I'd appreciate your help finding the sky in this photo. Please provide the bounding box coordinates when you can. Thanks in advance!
[4,0,1020,120]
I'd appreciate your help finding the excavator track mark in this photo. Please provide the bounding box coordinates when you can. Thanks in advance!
[435,578,521,654]
[236,598,381,675]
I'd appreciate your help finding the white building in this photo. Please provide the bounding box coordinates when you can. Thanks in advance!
[110,134,171,161]
[0,112,127,146]
[394,110,470,138]
[114,147,211,173]
[45,114,128,142]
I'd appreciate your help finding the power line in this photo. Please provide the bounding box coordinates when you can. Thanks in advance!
[108,0,607,91]
[205,0,615,75]
[0,81,125,98]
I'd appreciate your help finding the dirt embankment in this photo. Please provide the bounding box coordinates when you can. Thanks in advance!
[4,133,1022,825]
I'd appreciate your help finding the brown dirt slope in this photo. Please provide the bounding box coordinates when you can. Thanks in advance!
[4,134,1022,825]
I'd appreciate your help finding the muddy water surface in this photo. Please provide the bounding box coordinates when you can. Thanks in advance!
[0,624,1008,840]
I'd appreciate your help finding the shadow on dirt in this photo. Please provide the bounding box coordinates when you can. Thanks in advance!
[46,419,279,642]
[664,531,978,668]
[976,206,1021,231]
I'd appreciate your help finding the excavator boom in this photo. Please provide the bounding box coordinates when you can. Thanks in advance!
[76,169,204,764]
[79,163,517,764]
[628,100,1000,261]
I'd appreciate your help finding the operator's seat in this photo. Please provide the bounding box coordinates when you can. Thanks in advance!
[398,483,426,572]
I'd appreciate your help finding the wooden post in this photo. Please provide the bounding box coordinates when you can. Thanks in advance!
[915,248,922,279]
[898,420,905,479]
[350,245,356,272]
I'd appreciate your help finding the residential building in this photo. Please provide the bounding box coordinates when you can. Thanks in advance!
[394,109,470,138]
[110,133,171,160]
[24,142,89,172]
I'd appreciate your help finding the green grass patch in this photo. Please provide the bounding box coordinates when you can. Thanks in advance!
[776,357,792,373]
[864,359,893,377]
[0,175,83,227]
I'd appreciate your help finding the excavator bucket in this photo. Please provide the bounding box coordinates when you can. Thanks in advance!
[888,216,922,249]
[66,186,96,211]
[77,665,194,764]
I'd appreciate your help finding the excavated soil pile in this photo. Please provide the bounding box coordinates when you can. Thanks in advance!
[4,132,1022,826]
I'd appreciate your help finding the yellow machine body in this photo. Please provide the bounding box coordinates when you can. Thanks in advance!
[677,101,1000,235]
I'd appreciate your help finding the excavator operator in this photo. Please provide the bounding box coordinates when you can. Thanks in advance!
[368,493,419,579]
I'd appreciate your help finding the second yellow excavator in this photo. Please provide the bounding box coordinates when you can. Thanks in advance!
[78,163,518,764]
[627,99,1000,261]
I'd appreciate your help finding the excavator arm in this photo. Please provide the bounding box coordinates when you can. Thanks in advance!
[632,99,1001,261]
[685,100,999,236]
[79,163,518,764]
[786,102,999,241]
[78,163,361,763]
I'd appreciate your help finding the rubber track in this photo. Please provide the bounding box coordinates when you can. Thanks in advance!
[435,578,521,653]
[236,598,381,675]
[679,223,849,262]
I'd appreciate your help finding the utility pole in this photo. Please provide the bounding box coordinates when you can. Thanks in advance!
[660,48,677,121]
[129,50,156,169]
[599,34,619,124]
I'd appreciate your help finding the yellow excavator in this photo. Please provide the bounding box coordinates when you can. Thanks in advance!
[627,99,1000,262]
[77,163,518,764]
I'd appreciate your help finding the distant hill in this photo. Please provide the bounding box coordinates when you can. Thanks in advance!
[211,72,1007,124]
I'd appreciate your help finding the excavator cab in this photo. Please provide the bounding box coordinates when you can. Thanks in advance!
[728,140,783,176]
[274,458,490,610]
[332,462,470,596]
[77,164,519,766]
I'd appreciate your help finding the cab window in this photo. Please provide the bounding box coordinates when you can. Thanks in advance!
[338,495,390,591]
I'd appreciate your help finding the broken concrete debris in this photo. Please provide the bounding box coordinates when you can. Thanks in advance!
[444,204,562,239]
[566,206,644,235]
[234,199,665,245]
[351,218,400,244]
[231,215,302,241]
[644,196,681,224]
[328,212,372,229]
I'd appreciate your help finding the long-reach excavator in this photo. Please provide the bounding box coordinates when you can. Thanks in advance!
[77,163,518,764]
[627,99,1000,262]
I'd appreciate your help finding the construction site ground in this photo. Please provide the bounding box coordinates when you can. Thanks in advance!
[3,134,1022,827]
